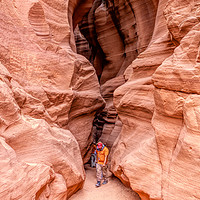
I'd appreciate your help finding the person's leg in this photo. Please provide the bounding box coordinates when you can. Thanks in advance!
[93,154,96,167]
[96,164,102,187]
[94,154,96,166]
[102,165,108,184]
[91,154,95,167]
[90,155,93,167]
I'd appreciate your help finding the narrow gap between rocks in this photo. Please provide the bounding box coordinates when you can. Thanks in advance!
[72,10,141,200]
[71,0,157,198]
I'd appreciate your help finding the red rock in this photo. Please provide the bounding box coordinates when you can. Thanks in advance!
[1,0,200,199]
[151,1,200,199]
[0,0,103,199]
[110,0,200,199]
[110,0,176,199]
[0,136,55,200]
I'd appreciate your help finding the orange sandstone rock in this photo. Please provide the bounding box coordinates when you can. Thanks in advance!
[0,0,104,199]
[110,0,176,199]
[111,0,200,199]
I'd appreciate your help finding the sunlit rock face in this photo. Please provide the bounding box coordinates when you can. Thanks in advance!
[0,0,103,199]
[77,0,158,149]
[110,0,200,199]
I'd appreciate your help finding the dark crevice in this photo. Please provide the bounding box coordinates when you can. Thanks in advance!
[92,111,107,143]
[74,0,138,149]
[107,0,126,49]
[125,0,136,18]
[78,1,108,80]
[74,0,158,152]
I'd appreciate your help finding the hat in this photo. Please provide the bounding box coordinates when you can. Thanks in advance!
[97,141,103,147]
[97,141,103,145]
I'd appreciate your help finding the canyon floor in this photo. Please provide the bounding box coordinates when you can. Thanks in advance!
[69,165,141,200]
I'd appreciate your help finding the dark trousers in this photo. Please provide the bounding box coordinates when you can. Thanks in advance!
[90,154,96,168]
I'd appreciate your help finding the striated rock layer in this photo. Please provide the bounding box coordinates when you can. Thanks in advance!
[151,0,200,199]
[110,0,200,199]
[77,0,159,149]
[1,0,200,199]
[0,0,104,199]
[76,2,200,199]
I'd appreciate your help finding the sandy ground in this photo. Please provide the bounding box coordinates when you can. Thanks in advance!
[69,165,141,200]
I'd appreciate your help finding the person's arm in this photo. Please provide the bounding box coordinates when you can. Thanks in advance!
[103,148,109,166]
[103,155,107,166]
[95,151,98,163]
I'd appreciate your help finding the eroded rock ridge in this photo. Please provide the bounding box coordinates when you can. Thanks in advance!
[76,0,200,199]
[0,0,200,199]
[0,0,103,199]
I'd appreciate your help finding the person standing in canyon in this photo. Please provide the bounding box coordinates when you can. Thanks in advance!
[95,141,109,187]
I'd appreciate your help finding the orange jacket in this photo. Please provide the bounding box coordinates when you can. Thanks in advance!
[96,146,109,165]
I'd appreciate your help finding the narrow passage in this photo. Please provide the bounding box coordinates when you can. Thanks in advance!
[69,164,141,200]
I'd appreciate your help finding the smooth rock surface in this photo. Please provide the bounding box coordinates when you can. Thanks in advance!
[151,0,200,199]
[1,0,200,199]
[0,0,103,199]
[111,0,200,199]
[78,0,159,149]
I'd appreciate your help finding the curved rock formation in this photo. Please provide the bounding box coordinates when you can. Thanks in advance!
[151,1,200,199]
[77,0,159,149]
[0,0,104,199]
[1,0,200,199]
[110,1,174,198]
[110,0,200,199]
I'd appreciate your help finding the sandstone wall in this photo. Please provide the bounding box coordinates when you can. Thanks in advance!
[0,0,103,199]
[110,0,200,199]
[78,0,159,149]
[1,0,200,199]
[152,0,200,199]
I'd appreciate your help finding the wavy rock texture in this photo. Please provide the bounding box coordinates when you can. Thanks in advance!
[0,0,103,199]
[1,0,200,199]
[110,0,200,200]
[151,0,200,199]
[77,0,158,149]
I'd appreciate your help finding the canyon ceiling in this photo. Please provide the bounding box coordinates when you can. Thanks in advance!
[0,0,200,200]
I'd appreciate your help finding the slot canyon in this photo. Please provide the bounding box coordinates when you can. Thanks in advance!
[0,0,200,199]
